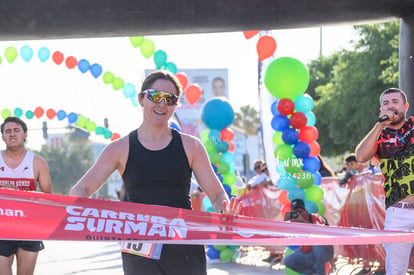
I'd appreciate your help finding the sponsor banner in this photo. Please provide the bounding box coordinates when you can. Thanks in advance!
[1,188,414,246]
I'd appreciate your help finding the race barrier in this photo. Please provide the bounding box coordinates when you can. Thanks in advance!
[1,185,414,248]
[238,172,414,268]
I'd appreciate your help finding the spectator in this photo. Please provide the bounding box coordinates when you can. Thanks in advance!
[282,199,334,275]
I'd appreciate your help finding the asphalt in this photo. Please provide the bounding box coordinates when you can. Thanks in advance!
[23,240,380,275]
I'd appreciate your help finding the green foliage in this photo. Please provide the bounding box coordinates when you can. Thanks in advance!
[34,139,93,195]
[233,105,260,136]
[308,20,400,156]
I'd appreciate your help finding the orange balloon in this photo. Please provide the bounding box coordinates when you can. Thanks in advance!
[185,84,202,106]
[243,31,260,39]
[111,133,121,141]
[176,72,189,90]
[65,56,78,69]
[220,128,234,142]
[256,35,277,61]
[309,141,321,157]
[34,107,44,119]
[228,141,235,152]
[278,190,290,205]
[46,108,56,120]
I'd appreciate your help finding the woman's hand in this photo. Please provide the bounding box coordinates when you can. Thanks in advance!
[221,197,242,215]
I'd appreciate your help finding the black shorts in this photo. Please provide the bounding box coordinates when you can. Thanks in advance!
[0,240,44,257]
[122,244,206,275]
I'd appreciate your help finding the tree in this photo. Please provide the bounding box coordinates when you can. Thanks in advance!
[309,21,399,156]
[233,105,260,136]
[34,131,93,195]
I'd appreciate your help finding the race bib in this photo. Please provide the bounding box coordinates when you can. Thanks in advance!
[121,241,163,260]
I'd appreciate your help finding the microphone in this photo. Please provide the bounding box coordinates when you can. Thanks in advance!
[377,112,397,122]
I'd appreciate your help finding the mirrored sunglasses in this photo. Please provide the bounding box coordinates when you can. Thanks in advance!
[141,89,178,106]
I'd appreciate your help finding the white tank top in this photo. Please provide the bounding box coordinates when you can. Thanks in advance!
[0,151,36,191]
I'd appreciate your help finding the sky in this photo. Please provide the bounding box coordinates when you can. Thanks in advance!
[0,25,358,150]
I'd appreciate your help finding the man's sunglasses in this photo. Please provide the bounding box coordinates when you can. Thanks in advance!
[140,90,179,106]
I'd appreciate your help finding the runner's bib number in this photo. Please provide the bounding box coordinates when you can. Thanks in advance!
[121,241,163,260]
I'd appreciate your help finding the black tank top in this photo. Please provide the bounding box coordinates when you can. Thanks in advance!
[122,129,193,210]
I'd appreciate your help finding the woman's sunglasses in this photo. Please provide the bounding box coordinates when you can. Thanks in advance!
[141,90,179,106]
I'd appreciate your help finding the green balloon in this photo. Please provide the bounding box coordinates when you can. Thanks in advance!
[222,173,237,185]
[284,157,303,174]
[25,110,34,119]
[203,142,216,154]
[129,36,144,48]
[5,47,17,64]
[85,121,97,132]
[213,245,227,251]
[13,108,23,117]
[316,201,326,215]
[264,57,309,100]
[200,129,210,143]
[284,267,302,275]
[1,109,11,119]
[305,185,324,202]
[140,39,155,59]
[76,115,87,128]
[219,248,234,262]
[274,144,293,160]
[112,77,124,90]
[296,171,314,188]
[102,71,114,84]
[273,131,284,145]
[0,56,2,64]
[209,152,221,164]
[218,162,230,174]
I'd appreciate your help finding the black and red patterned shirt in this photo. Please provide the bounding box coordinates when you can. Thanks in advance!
[374,117,414,209]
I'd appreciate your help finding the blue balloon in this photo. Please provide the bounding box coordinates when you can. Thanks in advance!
[67,112,78,124]
[163,62,177,75]
[169,120,181,132]
[201,98,234,131]
[306,111,316,126]
[90,63,103,78]
[153,50,167,69]
[271,114,289,131]
[288,245,300,251]
[276,160,286,173]
[223,184,232,197]
[216,140,229,153]
[295,94,314,113]
[277,173,296,190]
[305,200,318,213]
[293,142,310,158]
[56,110,67,121]
[288,187,305,202]
[270,100,279,115]
[221,152,235,163]
[313,171,322,186]
[38,47,50,62]
[207,246,220,259]
[303,157,321,173]
[123,83,135,98]
[20,46,33,62]
[78,59,90,73]
[282,128,299,145]
[130,93,139,107]
[208,129,221,144]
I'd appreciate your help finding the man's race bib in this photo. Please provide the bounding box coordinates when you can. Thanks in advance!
[121,241,163,260]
